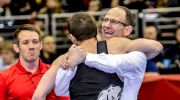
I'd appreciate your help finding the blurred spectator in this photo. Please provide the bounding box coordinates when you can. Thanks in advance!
[0,0,11,6]
[0,36,4,45]
[144,25,159,40]
[145,0,156,8]
[143,25,164,75]
[40,35,57,64]
[30,0,46,17]
[39,0,63,14]
[33,19,45,33]
[111,0,120,8]
[87,0,101,13]
[176,19,180,25]
[125,0,147,11]
[9,0,45,17]
[66,0,86,12]
[176,26,180,60]
[0,41,17,71]
[8,0,44,26]
[164,26,180,73]
[0,0,11,15]
[0,36,5,69]
[157,0,180,7]
[39,0,63,33]
[9,0,32,15]
[0,0,14,27]
[94,0,124,11]
[100,0,112,9]
[110,0,125,8]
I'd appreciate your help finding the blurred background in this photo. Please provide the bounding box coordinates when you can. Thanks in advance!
[0,0,180,74]
[0,0,180,99]
[1,0,179,73]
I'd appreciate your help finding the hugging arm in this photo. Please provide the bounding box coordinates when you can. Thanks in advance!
[125,38,163,60]
[33,45,86,99]
[85,51,147,78]
[32,54,68,100]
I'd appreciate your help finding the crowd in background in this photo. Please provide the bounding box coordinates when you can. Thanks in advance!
[0,0,180,75]
[0,0,180,16]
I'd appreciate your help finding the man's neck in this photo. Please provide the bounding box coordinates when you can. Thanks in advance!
[78,38,97,53]
[78,38,96,45]
[20,57,39,73]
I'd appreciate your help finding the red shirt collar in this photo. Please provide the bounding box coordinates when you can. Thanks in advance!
[15,58,49,74]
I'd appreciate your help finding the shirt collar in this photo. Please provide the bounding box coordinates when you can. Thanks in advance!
[15,58,48,74]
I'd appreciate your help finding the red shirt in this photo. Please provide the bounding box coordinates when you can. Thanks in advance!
[0,58,70,100]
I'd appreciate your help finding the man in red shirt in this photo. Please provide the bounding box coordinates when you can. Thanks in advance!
[0,24,69,100]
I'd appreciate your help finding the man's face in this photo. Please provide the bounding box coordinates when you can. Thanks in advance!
[15,30,42,62]
[176,29,180,43]
[101,8,128,39]
[143,26,157,40]
[42,36,56,53]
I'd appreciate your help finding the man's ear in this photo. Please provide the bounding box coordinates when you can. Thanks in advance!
[124,26,133,36]
[68,34,79,45]
[13,44,19,53]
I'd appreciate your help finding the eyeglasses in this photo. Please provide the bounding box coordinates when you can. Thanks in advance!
[100,17,129,26]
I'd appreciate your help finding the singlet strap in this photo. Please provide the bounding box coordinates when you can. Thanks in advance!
[97,41,108,54]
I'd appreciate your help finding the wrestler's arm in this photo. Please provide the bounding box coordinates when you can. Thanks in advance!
[32,53,68,100]
[124,38,163,60]
[32,45,86,99]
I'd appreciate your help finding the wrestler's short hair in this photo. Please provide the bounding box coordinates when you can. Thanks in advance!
[68,12,97,41]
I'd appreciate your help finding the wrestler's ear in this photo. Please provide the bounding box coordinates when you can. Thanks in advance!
[68,34,79,45]
[13,44,20,53]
